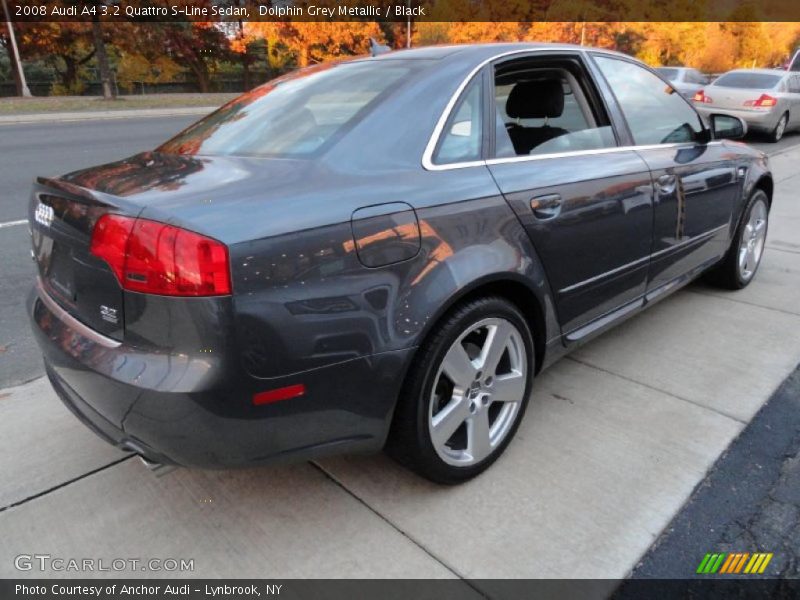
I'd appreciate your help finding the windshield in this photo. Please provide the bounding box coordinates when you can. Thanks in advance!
[656,67,680,81]
[158,60,416,158]
[713,72,782,89]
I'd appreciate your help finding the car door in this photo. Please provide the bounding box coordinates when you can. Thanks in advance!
[484,52,654,340]
[590,54,740,296]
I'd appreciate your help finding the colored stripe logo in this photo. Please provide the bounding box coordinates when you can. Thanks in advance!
[696,552,773,574]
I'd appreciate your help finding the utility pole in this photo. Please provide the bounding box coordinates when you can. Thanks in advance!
[406,0,411,48]
[1,0,32,97]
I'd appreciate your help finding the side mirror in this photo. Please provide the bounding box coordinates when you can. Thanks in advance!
[709,113,747,140]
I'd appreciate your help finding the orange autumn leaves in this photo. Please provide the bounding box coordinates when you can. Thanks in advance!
[237,22,385,67]
[239,21,800,73]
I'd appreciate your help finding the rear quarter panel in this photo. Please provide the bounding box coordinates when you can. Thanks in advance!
[229,166,560,381]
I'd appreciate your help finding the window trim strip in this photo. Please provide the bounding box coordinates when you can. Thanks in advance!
[421,48,721,172]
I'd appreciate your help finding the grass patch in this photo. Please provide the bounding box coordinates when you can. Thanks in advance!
[0,93,238,115]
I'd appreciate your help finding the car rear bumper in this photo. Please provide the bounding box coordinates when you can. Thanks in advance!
[29,280,412,468]
[697,106,781,132]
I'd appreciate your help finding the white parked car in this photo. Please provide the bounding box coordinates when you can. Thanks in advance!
[655,66,710,99]
[693,68,800,142]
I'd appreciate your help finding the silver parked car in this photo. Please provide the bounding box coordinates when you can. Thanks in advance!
[693,68,800,142]
[655,66,710,99]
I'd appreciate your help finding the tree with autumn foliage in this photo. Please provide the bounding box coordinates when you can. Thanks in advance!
[4,14,800,98]
[10,22,95,94]
[241,21,384,69]
[158,23,234,92]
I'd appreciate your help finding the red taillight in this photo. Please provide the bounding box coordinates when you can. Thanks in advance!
[253,384,306,405]
[744,93,777,108]
[693,90,713,104]
[90,214,231,296]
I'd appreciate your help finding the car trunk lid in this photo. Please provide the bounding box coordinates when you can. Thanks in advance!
[29,177,141,341]
[705,86,773,110]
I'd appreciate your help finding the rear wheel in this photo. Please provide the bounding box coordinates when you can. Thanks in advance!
[387,297,534,484]
[706,189,769,289]
[770,113,788,143]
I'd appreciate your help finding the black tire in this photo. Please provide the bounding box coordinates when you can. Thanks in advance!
[769,113,788,143]
[386,296,534,484]
[705,188,769,290]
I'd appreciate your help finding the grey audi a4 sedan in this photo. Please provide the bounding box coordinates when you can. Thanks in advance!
[28,44,772,483]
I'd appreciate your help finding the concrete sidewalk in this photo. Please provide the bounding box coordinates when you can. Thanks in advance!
[0,106,217,125]
[0,148,798,581]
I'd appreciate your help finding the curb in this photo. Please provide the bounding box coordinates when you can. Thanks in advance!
[0,106,217,125]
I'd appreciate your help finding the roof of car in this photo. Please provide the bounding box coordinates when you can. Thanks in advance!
[372,42,594,62]
[721,68,788,76]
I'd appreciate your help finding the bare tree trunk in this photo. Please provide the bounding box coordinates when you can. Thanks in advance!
[242,49,250,91]
[92,15,115,99]
[191,62,211,93]
[265,38,274,80]
[238,19,250,91]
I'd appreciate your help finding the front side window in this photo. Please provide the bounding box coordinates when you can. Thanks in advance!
[159,61,416,158]
[493,63,616,157]
[595,55,705,145]
[433,77,484,164]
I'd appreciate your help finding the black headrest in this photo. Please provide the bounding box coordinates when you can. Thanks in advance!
[506,80,565,119]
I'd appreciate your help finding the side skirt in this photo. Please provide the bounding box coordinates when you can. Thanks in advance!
[560,256,720,350]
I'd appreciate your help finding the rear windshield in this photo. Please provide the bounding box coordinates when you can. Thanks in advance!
[713,72,782,89]
[655,67,679,81]
[158,60,415,158]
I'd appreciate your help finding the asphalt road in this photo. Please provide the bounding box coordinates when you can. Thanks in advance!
[0,119,798,388]
[0,116,197,387]
[630,363,800,580]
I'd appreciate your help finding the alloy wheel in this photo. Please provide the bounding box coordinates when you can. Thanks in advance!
[738,197,768,282]
[428,317,527,466]
[774,114,787,142]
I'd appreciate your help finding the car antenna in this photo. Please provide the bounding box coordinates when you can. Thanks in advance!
[370,38,391,57]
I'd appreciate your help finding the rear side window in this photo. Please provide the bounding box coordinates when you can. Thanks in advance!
[595,56,704,145]
[159,61,415,158]
[433,77,484,164]
[656,68,680,81]
[713,72,783,89]
[686,70,708,84]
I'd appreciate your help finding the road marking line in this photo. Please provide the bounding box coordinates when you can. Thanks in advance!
[0,219,26,229]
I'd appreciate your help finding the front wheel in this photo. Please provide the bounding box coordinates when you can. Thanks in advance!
[387,297,534,484]
[706,189,769,289]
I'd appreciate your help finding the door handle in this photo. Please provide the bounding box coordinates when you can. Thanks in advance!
[656,174,678,195]
[530,194,562,220]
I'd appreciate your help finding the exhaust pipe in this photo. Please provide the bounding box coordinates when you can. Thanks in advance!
[121,440,177,477]
[139,455,177,477]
